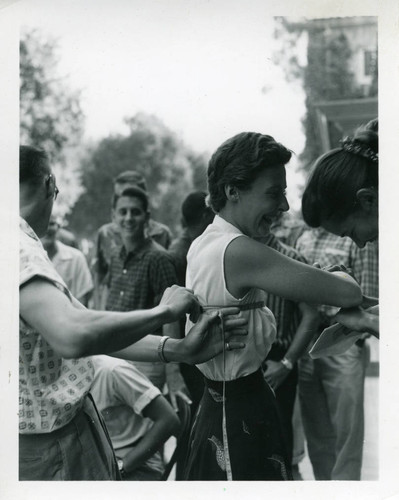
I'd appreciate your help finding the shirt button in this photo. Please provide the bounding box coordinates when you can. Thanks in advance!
[120,291,124,296]
[123,269,127,274]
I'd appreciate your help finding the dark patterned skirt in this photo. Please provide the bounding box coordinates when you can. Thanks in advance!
[183,369,292,480]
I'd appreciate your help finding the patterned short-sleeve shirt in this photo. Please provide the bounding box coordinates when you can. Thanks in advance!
[19,217,94,434]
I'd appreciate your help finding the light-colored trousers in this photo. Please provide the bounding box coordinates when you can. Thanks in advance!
[298,341,370,480]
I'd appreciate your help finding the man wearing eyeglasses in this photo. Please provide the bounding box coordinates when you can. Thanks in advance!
[18,145,247,480]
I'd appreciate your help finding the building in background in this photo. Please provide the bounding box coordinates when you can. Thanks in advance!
[275,16,378,162]
[307,17,377,151]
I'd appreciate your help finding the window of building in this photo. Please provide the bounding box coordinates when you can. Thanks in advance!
[364,50,377,76]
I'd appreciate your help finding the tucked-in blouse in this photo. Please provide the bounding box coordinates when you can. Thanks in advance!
[185,215,276,381]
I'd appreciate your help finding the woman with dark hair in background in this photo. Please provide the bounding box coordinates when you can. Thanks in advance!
[301,119,379,336]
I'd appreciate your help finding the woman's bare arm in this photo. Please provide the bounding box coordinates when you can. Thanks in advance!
[225,237,362,307]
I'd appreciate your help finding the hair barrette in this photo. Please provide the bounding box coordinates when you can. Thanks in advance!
[340,137,378,163]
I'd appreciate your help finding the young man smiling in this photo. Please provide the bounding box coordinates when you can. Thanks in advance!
[106,186,188,407]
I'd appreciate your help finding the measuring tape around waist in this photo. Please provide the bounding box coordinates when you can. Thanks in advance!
[204,301,266,481]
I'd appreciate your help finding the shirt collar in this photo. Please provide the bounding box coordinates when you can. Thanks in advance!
[212,214,244,235]
[54,241,74,261]
[119,237,153,261]
[20,217,40,242]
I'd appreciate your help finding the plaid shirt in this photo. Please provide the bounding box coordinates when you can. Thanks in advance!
[93,220,172,284]
[106,239,177,333]
[260,234,309,358]
[295,227,379,324]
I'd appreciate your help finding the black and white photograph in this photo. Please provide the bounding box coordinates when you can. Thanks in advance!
[1,0,398,498]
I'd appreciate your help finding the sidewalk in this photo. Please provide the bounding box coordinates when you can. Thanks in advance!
[298,373,379,480]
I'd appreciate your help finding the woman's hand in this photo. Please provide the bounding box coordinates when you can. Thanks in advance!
[334,306,379,338]
[181,308,248,364]
[313,262,354,277]
[361,295,379,309]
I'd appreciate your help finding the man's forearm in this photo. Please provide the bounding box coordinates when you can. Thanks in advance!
[111,335,185,363]
[284,313,320,364]
[78,306,174,356]
[20,279,199,360]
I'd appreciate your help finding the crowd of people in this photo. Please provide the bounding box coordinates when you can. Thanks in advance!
[19,117,379,481]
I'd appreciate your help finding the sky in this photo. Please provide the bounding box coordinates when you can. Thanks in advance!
[18,0,306,153]
[17,0,308,208]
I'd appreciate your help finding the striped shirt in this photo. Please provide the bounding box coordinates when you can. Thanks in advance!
[260,234,309,356]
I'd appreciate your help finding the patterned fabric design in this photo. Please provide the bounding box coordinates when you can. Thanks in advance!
[105,239,177,322]
[242,420,250,435]
[267,454,290,480]
[184,370,292,480]
[19,217,94,434]
[208,436,226,471]
[207,387,224,403]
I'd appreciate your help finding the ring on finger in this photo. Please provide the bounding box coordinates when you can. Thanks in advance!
[226,342,231,351]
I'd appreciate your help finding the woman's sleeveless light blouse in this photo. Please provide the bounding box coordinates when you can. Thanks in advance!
[185,215,276,381]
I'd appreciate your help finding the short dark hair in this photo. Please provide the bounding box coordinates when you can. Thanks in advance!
[114,171,147,191]
[302,119,378,226]
[207,132,292,212]
[112,186,149,211]
[181,191,213,226]
[20,146,50,185]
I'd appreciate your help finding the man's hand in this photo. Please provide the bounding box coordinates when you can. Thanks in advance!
[160,285,202,323]
[263,360,290,391]
[181,308,247,364]
[165,364,192,411]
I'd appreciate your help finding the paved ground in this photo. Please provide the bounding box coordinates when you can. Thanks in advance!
[297,373,379,481]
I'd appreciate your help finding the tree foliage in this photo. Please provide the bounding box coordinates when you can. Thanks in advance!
[20,29,84,163]
[20,29,85,217]
[68,113,207,239]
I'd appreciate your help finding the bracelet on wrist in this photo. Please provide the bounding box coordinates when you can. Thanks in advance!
[158,336,170,363]
[280,357,294,371]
